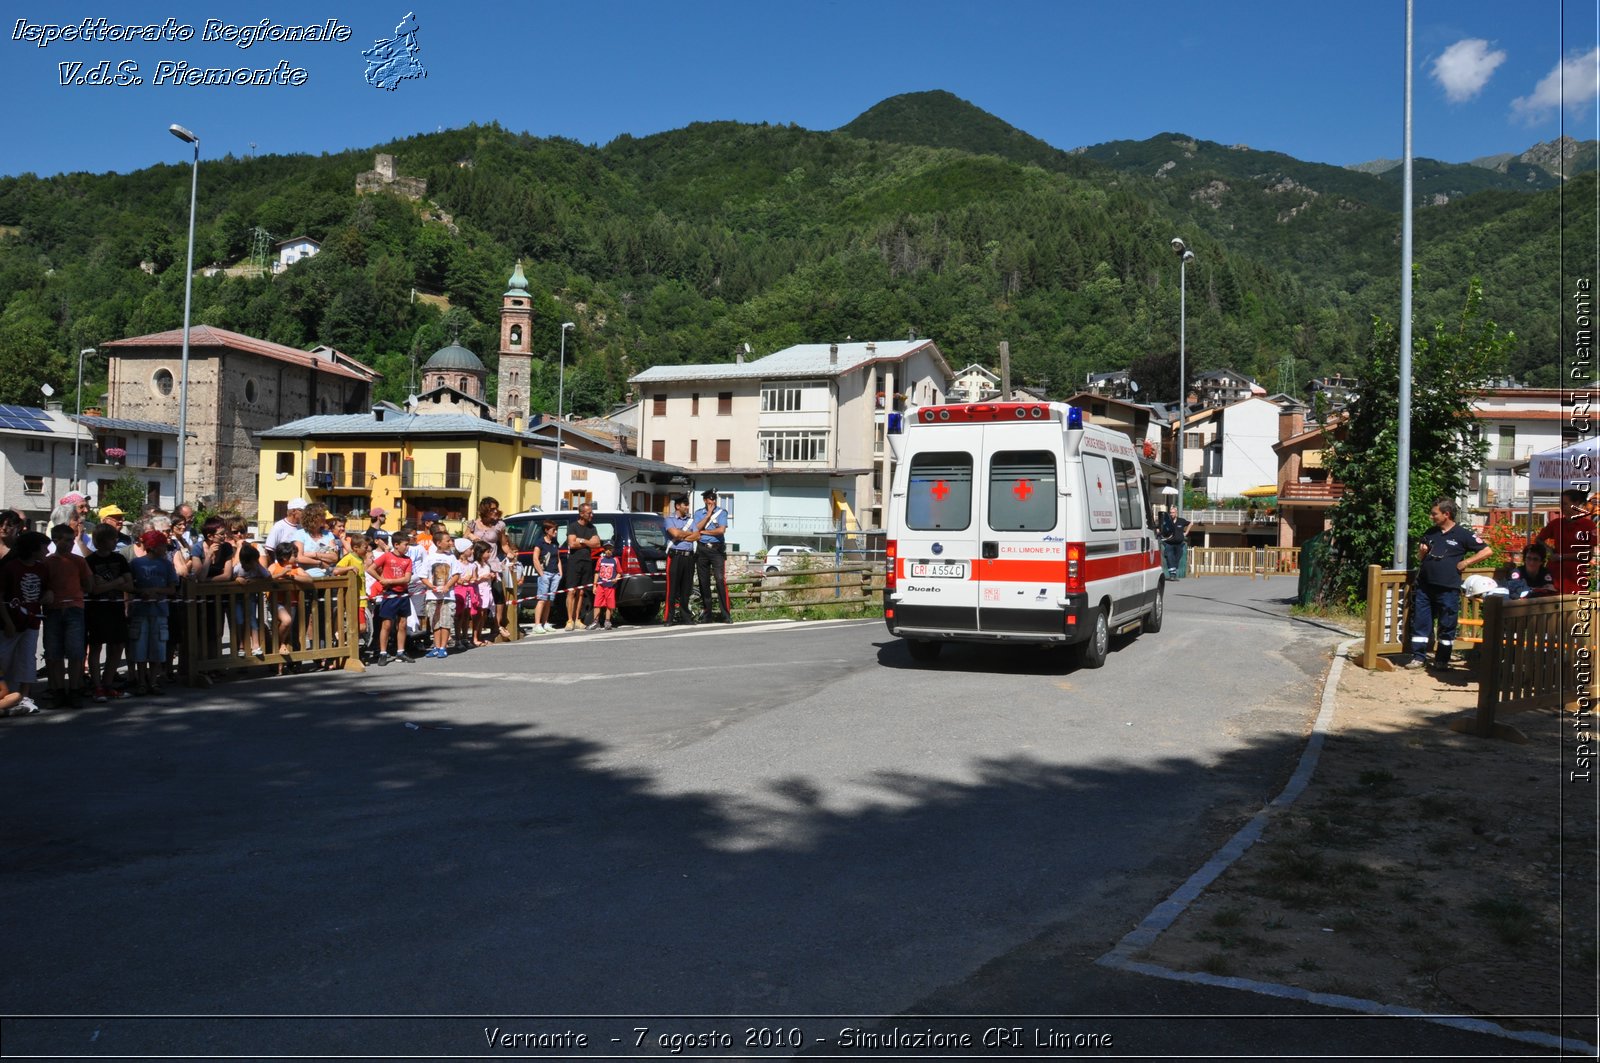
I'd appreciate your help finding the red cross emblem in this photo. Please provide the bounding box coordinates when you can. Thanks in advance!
[930,480,949,501]
[1013,479,1034,501]
[1096,478,1104,491]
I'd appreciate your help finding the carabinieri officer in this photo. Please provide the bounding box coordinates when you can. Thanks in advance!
[663,494,698,625]
[692,488,732,623]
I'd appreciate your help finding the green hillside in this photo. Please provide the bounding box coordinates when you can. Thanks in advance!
[0,98,1588,420]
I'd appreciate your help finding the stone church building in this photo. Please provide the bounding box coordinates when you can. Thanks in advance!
[102,326,377,512]
[412,261,536,428]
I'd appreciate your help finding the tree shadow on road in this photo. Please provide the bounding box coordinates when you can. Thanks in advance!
[0,643,1590,1058]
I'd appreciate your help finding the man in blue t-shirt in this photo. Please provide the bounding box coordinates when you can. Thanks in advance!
[1407,498,1492,670]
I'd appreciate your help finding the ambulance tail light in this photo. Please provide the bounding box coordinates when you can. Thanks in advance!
[1065,542,1085,595]
[885,539,898,593]
[619,542,643,576]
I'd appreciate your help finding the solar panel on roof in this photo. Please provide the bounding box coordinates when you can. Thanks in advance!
[0,405,52,432]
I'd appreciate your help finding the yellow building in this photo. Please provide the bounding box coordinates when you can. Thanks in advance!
[257,409,544,530]
[257,408,694,531]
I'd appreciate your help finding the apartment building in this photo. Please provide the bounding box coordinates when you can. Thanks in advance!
[630,339,952,550]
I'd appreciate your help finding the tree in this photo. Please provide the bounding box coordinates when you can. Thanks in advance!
[100,473,151,518]
[1318,279,1511,605]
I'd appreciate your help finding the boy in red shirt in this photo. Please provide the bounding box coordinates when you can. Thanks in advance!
[43,523,93,708]
[367,529,414,664]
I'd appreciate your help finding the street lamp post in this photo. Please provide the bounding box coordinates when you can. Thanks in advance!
[1171,238,1196,528]
[73,346,95,490]
[169,123,199,507]
[553,322,574,509]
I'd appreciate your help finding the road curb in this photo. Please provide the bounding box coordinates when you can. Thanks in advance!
[1094,636,1597,1055]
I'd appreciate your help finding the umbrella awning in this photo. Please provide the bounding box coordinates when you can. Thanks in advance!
[1528,437,1600,492]
[1240,484,1279,498]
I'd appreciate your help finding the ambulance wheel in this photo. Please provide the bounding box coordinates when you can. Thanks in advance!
[1144,581,1165,633]
[1076,608,1110,669]
[906,638,942,663]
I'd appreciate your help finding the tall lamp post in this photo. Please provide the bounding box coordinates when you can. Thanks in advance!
[73,346,95,490]
[1170,238,1196,527]
[169,123,199,507]
[552,322,575,509]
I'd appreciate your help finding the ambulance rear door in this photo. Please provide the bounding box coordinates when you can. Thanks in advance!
[974,426,1067,637]
[895,440,983,632]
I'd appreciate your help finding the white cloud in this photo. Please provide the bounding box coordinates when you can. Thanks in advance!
[1511,47,1600,124]
[1431,38,1507,103]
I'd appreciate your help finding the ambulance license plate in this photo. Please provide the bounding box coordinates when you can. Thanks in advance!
[911,562,966,578]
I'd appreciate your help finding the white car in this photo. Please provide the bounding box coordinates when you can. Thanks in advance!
[764,545,818,574]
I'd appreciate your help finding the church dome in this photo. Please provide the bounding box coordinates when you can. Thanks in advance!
[422,343,486,374]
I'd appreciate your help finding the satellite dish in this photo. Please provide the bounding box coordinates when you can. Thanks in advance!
[1129,380,1140,393]
[40,383,54,397]
[743,342,752,354]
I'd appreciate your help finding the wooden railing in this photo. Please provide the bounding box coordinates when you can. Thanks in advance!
[180,569,365,684]
[1360,564,1500,670]
[731,564,882,609]
[1187,546,1300,578]
[1465,593,1598,740]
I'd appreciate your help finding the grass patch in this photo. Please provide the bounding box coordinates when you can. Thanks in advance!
[1415,794,1456,818]
[1358,769,1397,788]
[1291,601,1362,630]
[1199,952,1236,977]
[1210,906,1248,929]
[1295,957,1322,973]
[1469,896,1539,946]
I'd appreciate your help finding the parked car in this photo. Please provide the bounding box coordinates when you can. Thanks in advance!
[764,544,819,575]
[503,509,669,625]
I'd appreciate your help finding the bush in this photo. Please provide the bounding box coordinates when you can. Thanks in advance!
[99,473,150,517]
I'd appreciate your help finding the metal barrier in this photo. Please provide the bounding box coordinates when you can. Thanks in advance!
[181,569,366,684]
[1462,593,1598,741]
[1188,546,1300,578]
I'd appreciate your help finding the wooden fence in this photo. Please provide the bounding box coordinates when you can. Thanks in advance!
[1462,593,1598,741]
[1187,546,1300,578]
[1359,565,1496,670]
[181,569,365,684]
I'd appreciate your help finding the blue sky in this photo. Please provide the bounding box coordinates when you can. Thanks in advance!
[1,1,1595,178]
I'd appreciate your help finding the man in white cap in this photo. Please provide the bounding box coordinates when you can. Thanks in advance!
[265,497,307,553]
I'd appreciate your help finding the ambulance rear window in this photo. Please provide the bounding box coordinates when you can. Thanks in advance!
[988,451,1057,531]
[906,452,973,530]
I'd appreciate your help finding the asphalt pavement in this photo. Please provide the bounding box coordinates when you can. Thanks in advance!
[0,578,1549,1057]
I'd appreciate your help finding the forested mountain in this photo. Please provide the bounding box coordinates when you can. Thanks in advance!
[0,92,1588,419]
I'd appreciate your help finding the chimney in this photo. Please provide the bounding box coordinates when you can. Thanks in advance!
[829,343,839,366]
[45,400,64,414]
[865,342,876,356]
[372,405,386,423]
[735,348,745,365]
[1279,406,1304,444]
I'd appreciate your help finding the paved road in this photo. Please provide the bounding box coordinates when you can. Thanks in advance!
[0,579,1529,1056]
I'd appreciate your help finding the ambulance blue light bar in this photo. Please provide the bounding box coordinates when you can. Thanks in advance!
[916,403,1059,424]
[1067,405,1083,429]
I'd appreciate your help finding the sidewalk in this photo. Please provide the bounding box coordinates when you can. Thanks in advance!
[1116,642,1597,1048]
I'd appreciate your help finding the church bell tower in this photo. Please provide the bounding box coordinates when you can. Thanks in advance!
[495,261,534,427]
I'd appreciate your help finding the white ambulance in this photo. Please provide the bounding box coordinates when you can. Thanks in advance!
[883,401,1165,666]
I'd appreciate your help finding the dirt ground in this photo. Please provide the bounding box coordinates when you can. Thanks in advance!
[1133,646,1598,1044]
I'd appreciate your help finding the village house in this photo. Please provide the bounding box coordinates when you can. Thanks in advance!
[630,339,952,551]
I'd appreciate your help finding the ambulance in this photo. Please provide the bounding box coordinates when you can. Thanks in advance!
[883,401,1165,666]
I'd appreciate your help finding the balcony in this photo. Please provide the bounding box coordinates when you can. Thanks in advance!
[305,470,376,492]
[401,471,474,493]
[89,452,178,470]
[761,514,840,536]
[1186,508,1279,526]
[1279,480,1345,505]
